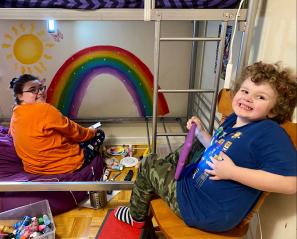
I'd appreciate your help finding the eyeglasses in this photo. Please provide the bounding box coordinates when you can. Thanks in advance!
[22,85,47,94]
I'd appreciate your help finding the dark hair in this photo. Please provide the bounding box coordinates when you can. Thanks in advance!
[9,74,40,105]
[232,61,297,124]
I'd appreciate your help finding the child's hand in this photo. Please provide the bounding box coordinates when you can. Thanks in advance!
[187,116,212,147]
[205,152,237,180]
[186,116,205,133]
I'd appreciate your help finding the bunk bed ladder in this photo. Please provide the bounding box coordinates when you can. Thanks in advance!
[151,19,228,154]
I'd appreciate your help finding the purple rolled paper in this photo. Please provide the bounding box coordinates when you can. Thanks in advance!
[175,123,196,180]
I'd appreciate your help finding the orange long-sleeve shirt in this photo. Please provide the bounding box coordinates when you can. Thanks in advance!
[10,103,95,174]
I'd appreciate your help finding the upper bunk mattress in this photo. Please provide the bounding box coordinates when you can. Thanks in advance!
[0,0,240,9]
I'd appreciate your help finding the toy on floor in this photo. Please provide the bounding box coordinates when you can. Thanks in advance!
[104,158,124,171]
[106,146,128,156]
[1,214,54,239]
[120,157,138,168]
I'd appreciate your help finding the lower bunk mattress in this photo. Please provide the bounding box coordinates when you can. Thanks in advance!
[0,0,240,9]
[0,126,104,215]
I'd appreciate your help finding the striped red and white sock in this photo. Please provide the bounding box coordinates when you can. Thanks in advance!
[114,206,145,229]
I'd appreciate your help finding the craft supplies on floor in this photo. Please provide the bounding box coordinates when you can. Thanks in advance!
[106,146,128,156]
[120,157,138,167]
[81,144,144,210]
[104,158,125,171]
[0,200,55,239]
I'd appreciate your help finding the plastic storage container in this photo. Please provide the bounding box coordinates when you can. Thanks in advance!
[0,200,55,239]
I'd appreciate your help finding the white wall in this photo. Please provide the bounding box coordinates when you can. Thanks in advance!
[250,0,296,238]
[0,20,192,119]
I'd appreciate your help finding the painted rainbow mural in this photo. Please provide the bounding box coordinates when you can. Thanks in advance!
[46,45,169,118]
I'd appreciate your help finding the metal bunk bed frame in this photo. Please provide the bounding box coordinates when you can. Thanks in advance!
[0,0,259,192]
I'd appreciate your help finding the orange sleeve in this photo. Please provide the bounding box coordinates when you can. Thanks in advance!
[44,104,95,142]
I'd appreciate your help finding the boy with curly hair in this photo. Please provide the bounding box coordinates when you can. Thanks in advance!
[115,62,297,232]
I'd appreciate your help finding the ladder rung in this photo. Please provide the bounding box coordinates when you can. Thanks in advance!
[156,132,187,137]
[158,89,215,93]
[160,37,221,41]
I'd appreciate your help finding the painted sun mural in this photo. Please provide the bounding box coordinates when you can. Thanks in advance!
[1,22,54,74]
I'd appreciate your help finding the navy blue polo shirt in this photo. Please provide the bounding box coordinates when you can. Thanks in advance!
[176,114,297,232]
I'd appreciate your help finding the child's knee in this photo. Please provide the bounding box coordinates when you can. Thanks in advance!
[138,154,158,176]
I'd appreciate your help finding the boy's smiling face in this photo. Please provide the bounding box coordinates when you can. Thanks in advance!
[232,78,278,126]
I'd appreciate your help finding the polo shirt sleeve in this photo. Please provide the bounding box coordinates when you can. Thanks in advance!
[251,123,297,176]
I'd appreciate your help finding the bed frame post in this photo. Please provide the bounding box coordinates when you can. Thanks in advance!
[187,20,199,119]
[236,0,260,78]
[144,0,151,21]
[152,18,161,154]
[209,21,228,134]
[192,21,207,119]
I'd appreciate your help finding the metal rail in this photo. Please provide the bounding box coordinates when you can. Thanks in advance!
[161,118,173,153]
[0,181,134,192]
[160,37,221,41]
[157,132,187,137]
[159,89,215,93]
[152,19,161,153]
[0,9,247,21]
[187,21,199,119]
[237,0,260,77]
[208,21,227,133]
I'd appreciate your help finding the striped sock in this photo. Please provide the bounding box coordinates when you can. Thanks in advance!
[114,206,145,229]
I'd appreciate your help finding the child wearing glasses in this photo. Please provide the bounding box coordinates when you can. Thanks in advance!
[9,74,105,175]
[114,62,297,232]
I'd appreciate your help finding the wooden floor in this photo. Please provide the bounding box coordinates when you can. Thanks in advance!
[54,188,132,238]
[53,145,165,239]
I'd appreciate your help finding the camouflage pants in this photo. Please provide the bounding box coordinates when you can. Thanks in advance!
[130,140,204,221]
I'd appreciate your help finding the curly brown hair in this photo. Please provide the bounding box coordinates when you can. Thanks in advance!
[232,61,297,124]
